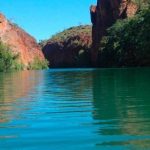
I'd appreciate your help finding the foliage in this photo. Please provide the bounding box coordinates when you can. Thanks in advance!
[0,42,48,71]
[40,25,92,48]
[28,57,49,70]
[98,7,150,67]
[0,42,23,72]
[41,25,92,68]
[133,0,150,9]
[51,25,91,42]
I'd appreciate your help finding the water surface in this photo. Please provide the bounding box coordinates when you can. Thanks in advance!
[0,68,150,150]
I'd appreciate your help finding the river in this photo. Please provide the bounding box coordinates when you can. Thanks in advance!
[0,68,150,150]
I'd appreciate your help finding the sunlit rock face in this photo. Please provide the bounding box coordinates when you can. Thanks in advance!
[90,0,138,65]
[0,13,44,68]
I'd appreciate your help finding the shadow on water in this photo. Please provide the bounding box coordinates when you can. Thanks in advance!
[92,68,150,149]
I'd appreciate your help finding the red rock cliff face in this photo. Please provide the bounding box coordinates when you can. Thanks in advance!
[0,13,44,68]
[42,25,92,68]
[90,0,138,66]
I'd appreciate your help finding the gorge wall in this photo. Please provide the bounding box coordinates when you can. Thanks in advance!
[90,0,138,66]
[42,25,92,68]
[0,13,45,68]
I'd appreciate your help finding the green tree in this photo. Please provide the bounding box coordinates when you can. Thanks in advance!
[98,7,150,67]
[0,42,23,71]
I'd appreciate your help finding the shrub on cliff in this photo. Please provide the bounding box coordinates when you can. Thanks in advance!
[50,25,91,44]
[28,57,49,70]
[98,7,150,67]
[41,25,92,68]
[0,42,23,72]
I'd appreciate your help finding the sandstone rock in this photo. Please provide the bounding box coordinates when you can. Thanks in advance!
[90,0,138,66]
[42,25,92,68]
[0,13,44,68]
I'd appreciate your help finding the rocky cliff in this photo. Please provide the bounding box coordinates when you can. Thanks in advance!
[0,13,45,68]
[42,25,92,68]
[90,0,138,65]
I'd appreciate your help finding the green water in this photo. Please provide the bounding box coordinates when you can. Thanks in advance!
[0,68,150,150]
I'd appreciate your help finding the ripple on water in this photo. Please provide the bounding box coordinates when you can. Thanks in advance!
[0,68,150,150]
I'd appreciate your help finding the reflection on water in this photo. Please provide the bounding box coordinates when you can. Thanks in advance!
[0,68,150,149]
[0,71,43,123]
[92,68,150,149]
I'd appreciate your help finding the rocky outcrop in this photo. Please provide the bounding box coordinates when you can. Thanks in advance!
[42,25,92,68]
[90,0,138,66]
[0,13,45,68]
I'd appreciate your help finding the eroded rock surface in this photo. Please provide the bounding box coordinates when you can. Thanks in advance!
[90,0,138,65]
[0,13,44,68]
[42,25,92,68]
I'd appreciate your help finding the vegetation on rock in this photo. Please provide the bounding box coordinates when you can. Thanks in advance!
[0,13,46,70]
[0,42,23,72]
[0,42,48,72]
[41,25,92,68]
[98,3,150,67]
[28,57,49,70]
[41,25,91,46]
[37,0,150,68]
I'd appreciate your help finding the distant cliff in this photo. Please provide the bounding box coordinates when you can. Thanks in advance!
[90,0,138,65]
[41,25,92,68]
[0,13,46,69]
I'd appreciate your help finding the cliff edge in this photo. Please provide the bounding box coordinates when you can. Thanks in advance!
[0,13,45,68]
[41,25,92,68]
[90,0,138,65]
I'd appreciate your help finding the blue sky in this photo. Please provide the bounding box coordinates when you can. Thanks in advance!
[0,0,96,41]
